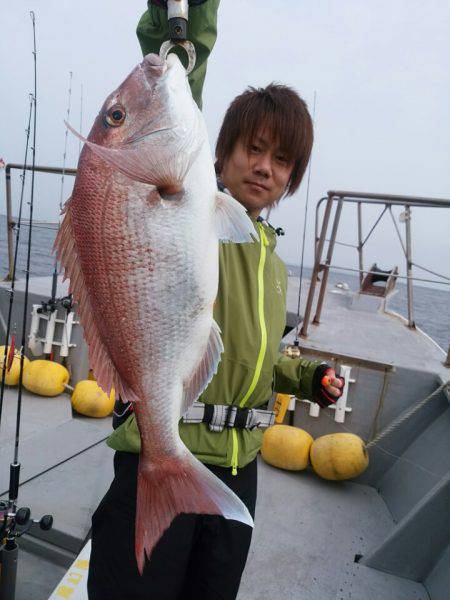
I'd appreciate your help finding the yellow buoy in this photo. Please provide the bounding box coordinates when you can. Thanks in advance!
[261,424,313,471]
[0,346,30,386]
[23,360,70,397]
[310,433,369,481]
[71,380,115,418]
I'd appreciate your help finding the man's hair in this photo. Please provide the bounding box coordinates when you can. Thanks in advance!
[215,83,313,196]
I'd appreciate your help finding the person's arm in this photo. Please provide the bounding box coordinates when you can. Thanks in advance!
[273,355,344,407]
[136,0,220,109]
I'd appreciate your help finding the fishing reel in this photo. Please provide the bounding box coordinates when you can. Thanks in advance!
[1,500,53,599]
[0,501,53,541]
[283,339,302,359]
[37,293,73,315]
[37,299,58,314]
[60,294,74,312]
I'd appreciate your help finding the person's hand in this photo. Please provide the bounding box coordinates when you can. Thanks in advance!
[312,365,345,408]
[321,368,344,398]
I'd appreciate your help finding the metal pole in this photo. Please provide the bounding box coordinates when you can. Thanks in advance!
[314,201,320,255]
[313,198,344,324]
[357,201,363,289]
[300,195,334,337]
[5,164,77,176]
[404,205,415,328]
[3,164,77,282]
[0,539,18,600]
[5,167,14,282]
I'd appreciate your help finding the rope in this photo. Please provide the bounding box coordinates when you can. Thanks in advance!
[366,379,450,448]
[369,368,390,441]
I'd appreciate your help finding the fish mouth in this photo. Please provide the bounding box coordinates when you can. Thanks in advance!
[141,53,168,83]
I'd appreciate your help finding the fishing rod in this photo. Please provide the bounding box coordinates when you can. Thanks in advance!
[292,91,317,351]
[37,71,75,363]
[0,96,34,429]
[12,10,38,487]
[0,13,53,600]
[45,71,73,316]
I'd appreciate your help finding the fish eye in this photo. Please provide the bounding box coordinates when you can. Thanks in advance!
[105,104,126,127]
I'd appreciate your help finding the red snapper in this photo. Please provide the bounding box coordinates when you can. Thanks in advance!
[55,53,254,573]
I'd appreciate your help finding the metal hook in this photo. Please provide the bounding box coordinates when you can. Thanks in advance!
[159,40,196,75]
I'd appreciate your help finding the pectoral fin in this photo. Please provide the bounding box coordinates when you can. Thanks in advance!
[66,121,201,188]
[215,191,255,243]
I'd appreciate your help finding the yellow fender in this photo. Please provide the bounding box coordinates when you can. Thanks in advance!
[0,346,30,386]
[23,360,70,397]
[310,433,369,481]
[261,424,313,471]
[71,380,115,418]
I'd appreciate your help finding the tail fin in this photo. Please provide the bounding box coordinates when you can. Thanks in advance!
[135,453,254,574]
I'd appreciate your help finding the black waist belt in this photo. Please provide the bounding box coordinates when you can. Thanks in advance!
[182,401,275,433]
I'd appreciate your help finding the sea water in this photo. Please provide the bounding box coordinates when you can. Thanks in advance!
[0,215,449,351]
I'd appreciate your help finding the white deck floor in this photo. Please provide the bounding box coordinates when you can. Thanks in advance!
[286,276,448,380]
[239,459,428,600]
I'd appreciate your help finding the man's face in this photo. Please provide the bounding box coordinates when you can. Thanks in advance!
[219,131,294,218]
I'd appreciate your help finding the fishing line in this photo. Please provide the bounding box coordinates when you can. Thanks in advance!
[295,91,317,343]
[59,71,73,214]
[0,95,34,431]
[78,83,83,157]
[9,10,38,510]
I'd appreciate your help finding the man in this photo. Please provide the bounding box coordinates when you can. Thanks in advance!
[88,2,343,599]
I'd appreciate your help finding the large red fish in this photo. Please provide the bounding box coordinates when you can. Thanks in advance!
[55,53,254,572]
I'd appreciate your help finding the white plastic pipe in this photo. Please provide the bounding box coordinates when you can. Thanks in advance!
[28,305,44,356]
[43,311,57,354]
[309,401,321,417]
[334,365,352,423]
[60,311,74,357]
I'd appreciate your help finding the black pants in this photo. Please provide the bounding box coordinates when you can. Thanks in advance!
[88,451,257,600]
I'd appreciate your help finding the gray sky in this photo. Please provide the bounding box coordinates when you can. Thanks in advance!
[1,0,449,287]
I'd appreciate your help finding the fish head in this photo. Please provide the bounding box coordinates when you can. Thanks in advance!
[72,53,203,189]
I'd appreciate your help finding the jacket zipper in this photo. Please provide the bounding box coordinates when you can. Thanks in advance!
[231,222,269,475]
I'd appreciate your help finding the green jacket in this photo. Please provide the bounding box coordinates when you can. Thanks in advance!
[108,221,321,470]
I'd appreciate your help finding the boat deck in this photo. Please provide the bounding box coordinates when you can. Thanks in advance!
[1,275,448,599]
[286,276,448,381]
[12,458,430,600]
[239,459,428,600]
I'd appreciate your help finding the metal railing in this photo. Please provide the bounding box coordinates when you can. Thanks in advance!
[300,190,450,337]
[4,171,450,342]
[3,164,77,281]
